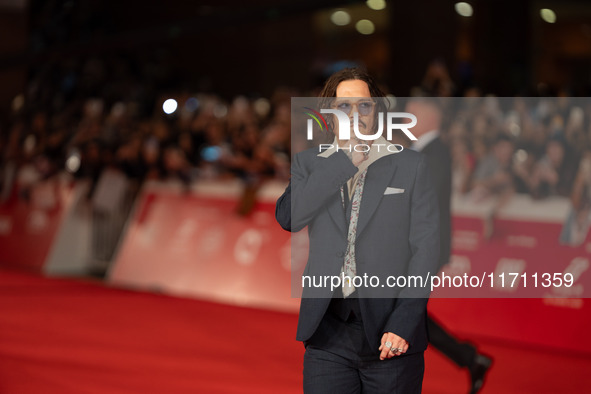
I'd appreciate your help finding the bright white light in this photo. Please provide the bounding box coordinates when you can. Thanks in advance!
[508,122,521,137]
[540,9,556,23]
[331,10,351,26]
[356,19,375,35]
[366,0,386,11]
[515,149,528,163]
[66,150,81,173]
[253,98,271,118]
[163,99,178,114]
[455,2,473,17]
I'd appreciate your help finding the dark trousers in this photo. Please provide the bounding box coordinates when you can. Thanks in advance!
[427,315,476,367]
[303,297,424,394]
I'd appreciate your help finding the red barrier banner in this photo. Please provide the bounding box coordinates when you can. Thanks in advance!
[434,194,590,299]
[0,179,73,271]
[432,215,590,298]
[108,181,299,312]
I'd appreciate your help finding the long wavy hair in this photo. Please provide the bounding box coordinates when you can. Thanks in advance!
[317,68,389,136]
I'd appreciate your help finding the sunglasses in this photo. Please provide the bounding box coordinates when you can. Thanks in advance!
[333,100,376,116]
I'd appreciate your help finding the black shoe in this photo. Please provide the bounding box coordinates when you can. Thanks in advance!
[469,354,492,394]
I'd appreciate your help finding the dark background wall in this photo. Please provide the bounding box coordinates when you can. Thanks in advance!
[1,0,591,118]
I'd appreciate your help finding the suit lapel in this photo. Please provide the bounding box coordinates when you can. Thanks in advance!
[327,187,347,235]
[355,156,397,237]
[314,154,348,236]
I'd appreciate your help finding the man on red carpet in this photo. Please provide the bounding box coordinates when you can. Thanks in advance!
[276,68,440,393]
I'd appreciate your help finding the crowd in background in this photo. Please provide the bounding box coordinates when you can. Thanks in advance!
[2,56,591,221]
[441,96,589,202]
[0,55,293,211]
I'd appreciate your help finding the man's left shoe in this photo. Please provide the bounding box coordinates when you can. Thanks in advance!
[469,353,492,394]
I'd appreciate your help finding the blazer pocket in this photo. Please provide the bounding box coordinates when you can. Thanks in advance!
[384,187,405,195]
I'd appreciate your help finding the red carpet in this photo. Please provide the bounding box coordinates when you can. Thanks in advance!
[1,269,590,393]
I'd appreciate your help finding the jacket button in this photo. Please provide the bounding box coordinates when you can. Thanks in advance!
[337,251,345,257]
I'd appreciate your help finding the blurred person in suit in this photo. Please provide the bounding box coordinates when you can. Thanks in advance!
[406,98,492,394]
[276,68,440,393]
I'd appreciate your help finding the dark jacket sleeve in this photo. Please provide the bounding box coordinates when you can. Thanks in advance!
[275,150,357,232]
[424,140,452,269]
[275,182,292,231]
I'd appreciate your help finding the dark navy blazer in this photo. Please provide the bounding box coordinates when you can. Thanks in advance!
[276,147,440,354]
